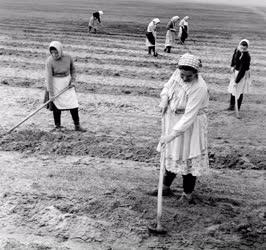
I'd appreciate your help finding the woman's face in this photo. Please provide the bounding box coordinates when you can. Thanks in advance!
[239,45,248,52]
[50,48,60,60]
[180,69,197,83]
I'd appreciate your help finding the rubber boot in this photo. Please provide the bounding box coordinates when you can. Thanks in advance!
[75,124,87,132]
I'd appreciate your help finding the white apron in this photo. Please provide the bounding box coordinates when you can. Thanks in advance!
[165,30,176,47]
[163,110,209,176]
[228,70,251,99]
[53,75,79,110]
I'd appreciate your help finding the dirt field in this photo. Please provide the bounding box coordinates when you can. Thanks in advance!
[0,0,265,249]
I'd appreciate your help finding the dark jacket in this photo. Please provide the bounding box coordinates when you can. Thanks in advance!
[93,12,101,23]
[166,21,174,30]
[231,48,251,83]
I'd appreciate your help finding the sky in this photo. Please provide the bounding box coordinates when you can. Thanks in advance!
[192,0,266,6]
[142,0,266,7]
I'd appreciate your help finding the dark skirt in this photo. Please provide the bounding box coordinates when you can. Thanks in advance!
[180,26,188,42]
[146,32,155,45]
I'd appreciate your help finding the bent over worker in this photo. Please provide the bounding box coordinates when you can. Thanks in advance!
[146,18,160,57]
[178,16,189,44]
[89,10,104,33]
[164,16,179,53]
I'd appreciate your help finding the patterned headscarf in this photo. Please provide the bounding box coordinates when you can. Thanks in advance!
[178,53,202,71]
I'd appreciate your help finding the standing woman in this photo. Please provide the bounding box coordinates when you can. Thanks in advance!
[150,53,209,204]
[227,39,251,111]
[178,16,189,45]
[146,18,160,57]
[45,41,86,132]
[164,16,180,53]
[89,10,104,33]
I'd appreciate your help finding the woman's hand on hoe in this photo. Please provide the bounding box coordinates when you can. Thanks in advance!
[159,131,179,149]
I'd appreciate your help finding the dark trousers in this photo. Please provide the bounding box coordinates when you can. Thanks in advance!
[89,26,96,33]
[229,94,243,110]
[51,102,79,126]
[164,46,171,53]
[163,169,197,194]
[180,27,188,43]
[148,46,156,55]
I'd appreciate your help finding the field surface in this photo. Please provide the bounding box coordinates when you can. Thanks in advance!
[0,0,265,249]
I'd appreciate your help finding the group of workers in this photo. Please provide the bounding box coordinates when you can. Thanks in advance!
[44,11,251,204]
[146,16,190,57]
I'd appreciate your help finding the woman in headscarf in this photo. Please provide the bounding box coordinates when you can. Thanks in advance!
[178,16,189,44]
[89,10,104,33]
[150,53,209,204]
[164,16,180,53]
[45,41,86,132]
[227,39,251,111]
[146,18,160,57]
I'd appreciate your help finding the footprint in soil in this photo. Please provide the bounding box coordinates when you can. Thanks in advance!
[193,195,241,207]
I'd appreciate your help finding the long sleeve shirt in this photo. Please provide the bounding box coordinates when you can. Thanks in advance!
[160,69,208,133]
[230,48,251,83]
[45,54,76,96]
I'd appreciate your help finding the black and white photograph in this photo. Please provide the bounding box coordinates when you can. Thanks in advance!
[0,0,265,249]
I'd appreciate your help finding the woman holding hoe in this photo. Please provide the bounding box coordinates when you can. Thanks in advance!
[45,41,86,132]
[150,53,209,204]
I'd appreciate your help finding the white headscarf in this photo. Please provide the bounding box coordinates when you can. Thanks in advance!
[237,39,250,53]
[152,18,160,25]
[238,39,249,47]
[171,16,180,22]
[49,41,63,59]
[98,10,104,15]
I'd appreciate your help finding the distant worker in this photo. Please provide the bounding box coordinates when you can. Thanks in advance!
[89,10,104,33]
[45,41,86,132]
[178,16,189,44]
[146,18,160,57]
[164,16,180,53]
[227,39,251,111]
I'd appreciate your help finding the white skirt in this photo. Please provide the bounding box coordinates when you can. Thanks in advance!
[89,17,99,29]
[165,30,176,47]
[228,70,251,99]
[162,110,209,176]
[53,75,79,110]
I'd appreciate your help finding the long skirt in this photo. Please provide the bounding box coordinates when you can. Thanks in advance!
[52,75,79,110]
[227,70,251,99]
[179,26,188,43]
[89,17,99,30]
[146,32,155,47]
[165,30,176,47]
[162,110,209,176]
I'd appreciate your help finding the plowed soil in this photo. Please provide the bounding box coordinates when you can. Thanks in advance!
[0,0,265,249]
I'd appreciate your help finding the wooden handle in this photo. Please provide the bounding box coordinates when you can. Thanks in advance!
[6,86,72,134]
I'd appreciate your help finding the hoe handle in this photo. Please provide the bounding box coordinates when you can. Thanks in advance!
[6,86,72,134]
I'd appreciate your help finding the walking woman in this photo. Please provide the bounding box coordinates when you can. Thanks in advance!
[150,53,209,204]
[227,39,251,111]
[45,41,86,132]
[178,16,189,44]
[89,10,104,33]
[164,16,180,53]
[146,18,160,57]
